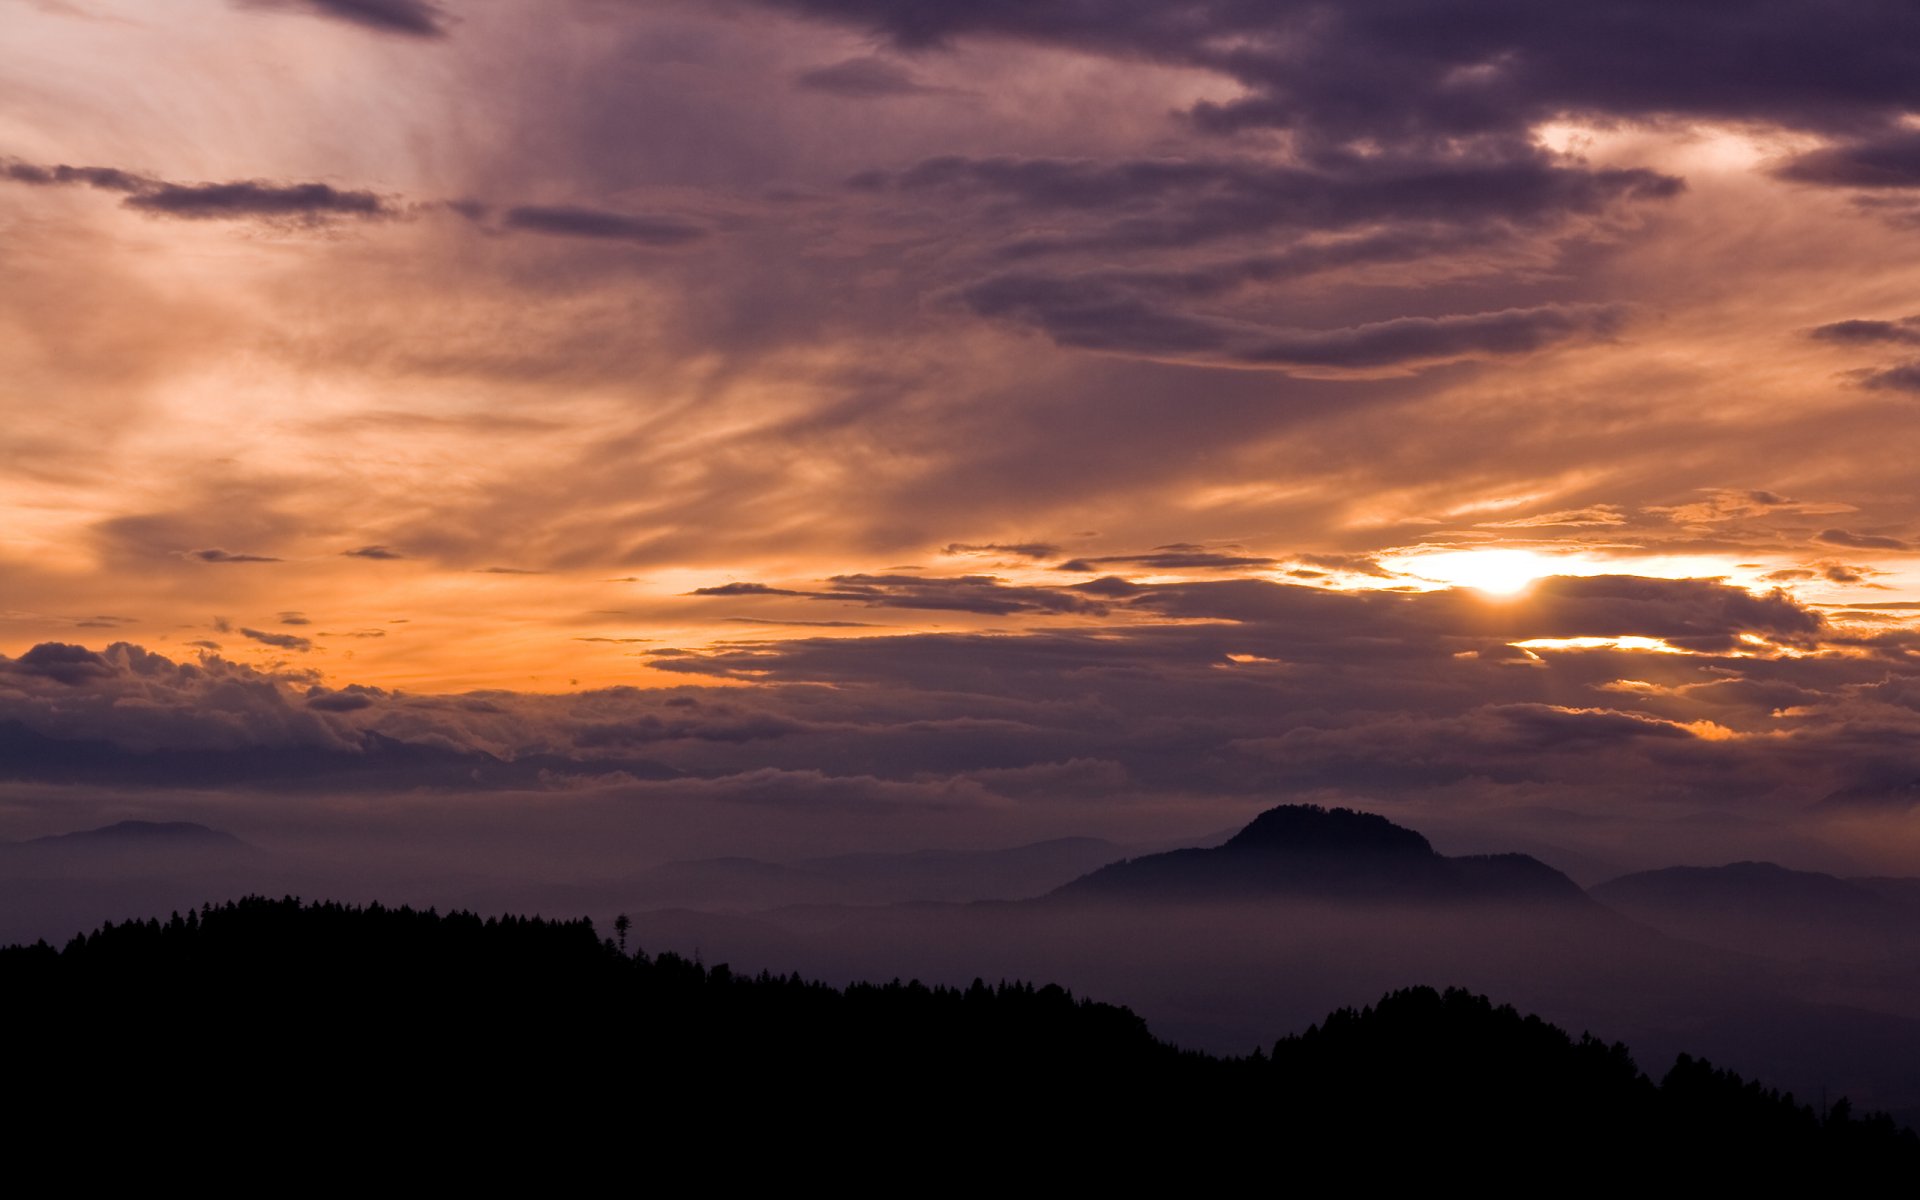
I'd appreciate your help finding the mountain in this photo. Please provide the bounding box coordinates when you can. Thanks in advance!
[17,819,247,850]
[1051,803,1592,904]
[0,818,272,948]
[0,819,254,870]
[1593,861,1919,961]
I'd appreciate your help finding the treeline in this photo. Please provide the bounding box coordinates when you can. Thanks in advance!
[3,896,1913,1180]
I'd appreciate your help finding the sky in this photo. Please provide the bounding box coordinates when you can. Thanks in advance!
[6,0,1920,873]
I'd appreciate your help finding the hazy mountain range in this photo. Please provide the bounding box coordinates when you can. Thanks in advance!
[6,802,1920,1124]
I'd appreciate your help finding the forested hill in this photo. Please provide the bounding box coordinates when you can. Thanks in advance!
[4,896,1913,1178]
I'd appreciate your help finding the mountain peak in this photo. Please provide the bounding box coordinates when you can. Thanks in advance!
[1053,804,1585,905]
[25,820,245,848]
[1224,805,1433,856]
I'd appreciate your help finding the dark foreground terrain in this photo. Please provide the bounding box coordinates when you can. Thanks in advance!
[4,896,1912,1180]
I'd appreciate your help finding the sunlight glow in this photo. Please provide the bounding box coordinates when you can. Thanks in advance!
[1511,636,1691,654]
[1390,548,1563,595]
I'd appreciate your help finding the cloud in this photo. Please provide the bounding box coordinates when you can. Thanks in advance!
[501,206,707,246]
[1777,131,1920,189]
[944,543,1061,560]
[1809,316,1920,345]
[236,0,449,38]
[343,545,407,560]
[694,573,1109,615]
[1481,507,1629,529]
[1057,546,1279,573]
[2,160,150,192]
[3,643,113,686]
[1858,362,1920,393]
[125,180,392,221]
[960,276,1624,370]
[240,628,313,651]
[869,154,1681,255]
[754,1,1920,153]
[306,686,378,712]
[794,56,940,98]
[1818,528,1909,551]
[2,159,395,223]
[1649,490,1853,527]
[189,548,281,564]
[692,582,808,597]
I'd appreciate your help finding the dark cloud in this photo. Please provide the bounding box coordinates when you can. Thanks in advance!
[501,206,707,246]
[873,154,1681,255]
[1057,547,1278,573]
[695,573,1109,615]
[1858,362,1920,394]
[475,566,548,575]
[190,549,281,564]
[1296,554,1394,578]
[2,159,394,223]
[1818,528,1909,551]
[305,685,381,712]
[944,543,1062,560]
[1808,316,1920,345]
[5,643,112,686]
[1,160,150,192]
[754,2,1920,152]
[960,273,1624,369]
[343,545,407,560]
[794,56,939,98]
[279,612,311,626]
[817,574,1107,615]
[240,628,313,652]
[237,0,449,38]
[692,582,808,597]
[1777,131,1920,189]
[125,180,391,221]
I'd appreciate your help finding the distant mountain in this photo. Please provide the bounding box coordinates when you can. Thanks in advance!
[0,819,268,947]
[1592,862,1920,962]
[0,819,255,867]
[1052,803,1592,904]
[17,820,248,850]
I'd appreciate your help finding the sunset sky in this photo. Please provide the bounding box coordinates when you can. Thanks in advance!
[6,0,1920,870]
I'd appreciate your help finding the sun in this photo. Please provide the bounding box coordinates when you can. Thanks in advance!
[1393,548,1556,595]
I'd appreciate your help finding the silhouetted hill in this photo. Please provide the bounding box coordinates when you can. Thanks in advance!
[1053,803,1592,904]
[1594,861,1918,961]
[2,897,1912,1178]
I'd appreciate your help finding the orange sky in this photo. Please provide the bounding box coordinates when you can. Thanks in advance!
[6,0,1920,872]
